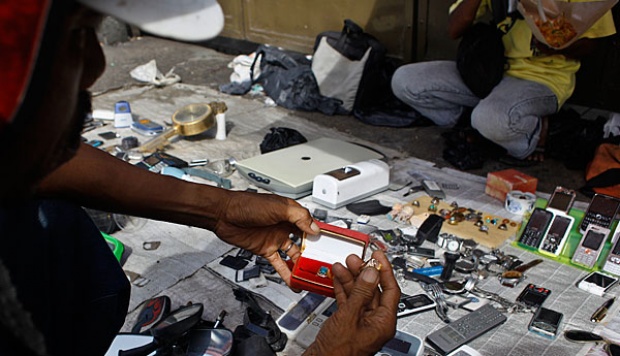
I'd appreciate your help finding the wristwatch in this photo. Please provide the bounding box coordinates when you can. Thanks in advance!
[437,233,462,253]
[498,259,543,288]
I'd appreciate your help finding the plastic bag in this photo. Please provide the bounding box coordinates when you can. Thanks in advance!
[518,0,618,49]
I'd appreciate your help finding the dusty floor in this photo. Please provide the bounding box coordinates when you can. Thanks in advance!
[93,35,608,203]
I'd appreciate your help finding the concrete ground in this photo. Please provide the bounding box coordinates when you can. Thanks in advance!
[92,35,605,203]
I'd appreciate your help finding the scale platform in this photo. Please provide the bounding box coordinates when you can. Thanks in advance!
[235,138,384,199]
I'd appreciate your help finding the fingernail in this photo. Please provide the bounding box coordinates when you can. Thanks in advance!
[310,221,320,233]
[361,266,379,284]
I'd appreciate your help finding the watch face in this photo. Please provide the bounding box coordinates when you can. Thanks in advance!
[447,239,461,252]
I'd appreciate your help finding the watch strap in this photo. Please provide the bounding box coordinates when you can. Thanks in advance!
[515,259,543,273]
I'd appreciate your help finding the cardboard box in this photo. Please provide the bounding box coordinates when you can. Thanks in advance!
[485,169,537,201]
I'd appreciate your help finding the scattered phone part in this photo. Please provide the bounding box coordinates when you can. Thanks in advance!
[397,293,436,317]
[131,295,171,334]
[461,294,490,312]
[444,294,473,309]
[236,248,254,260]
[219,255,249,270]
[577,271,619,296]
[131,118,164,136]
[571,225,610,269]
[528,307,563,339]
[295,300,338,348]
[447,345,482,356]
[422,180,446,200]
[86,139,103,148]
[98,131,120,140]
[275,292,334,340]
[538,214,574,256]
[417,214,444,243]
[546,186,576,214]
[312,159,390,209]
[516,284,551,309]
[407,246,436,258]
[376,330,424,356]
[136,151,189,173]
[425,304,507,355]
[518,208,554,248]
[235,264,261,282]
[580,193,620,233]
[602,224,620,276]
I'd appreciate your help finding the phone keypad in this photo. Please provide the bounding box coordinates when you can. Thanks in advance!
[603,258,620,276]
[572,249,598,268]
[581,213,613,231]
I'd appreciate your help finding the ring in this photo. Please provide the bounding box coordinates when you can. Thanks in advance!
[281,241,294,253]
[361,258,382,271]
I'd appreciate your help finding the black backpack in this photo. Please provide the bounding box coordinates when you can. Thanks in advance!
[456,0,521,98]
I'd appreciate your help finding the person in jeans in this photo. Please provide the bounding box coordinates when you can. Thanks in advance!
[392,0,616,164]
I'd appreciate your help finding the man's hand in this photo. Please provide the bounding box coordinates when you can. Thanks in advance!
[304,251,400,355]
[212,191,319,285]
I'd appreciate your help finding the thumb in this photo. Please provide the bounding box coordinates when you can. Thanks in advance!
[347,265,380,307]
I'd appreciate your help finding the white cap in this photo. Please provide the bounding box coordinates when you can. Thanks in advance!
[79,0,224,42]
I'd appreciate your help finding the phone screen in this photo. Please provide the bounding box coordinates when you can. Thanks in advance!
[590,195,620,216]
[582,230,606,250]
[611,238,620,255]
[585,272,617,288]
[547,216,571,237]
[548,191,575,212]
[529,209,553,230]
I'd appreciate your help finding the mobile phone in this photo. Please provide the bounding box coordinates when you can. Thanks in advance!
[516,283,551,308]
[518,208,554,248]
[377,330,424,356]
[577,271,619,296]
[546,186,576,214]
[131,118,164,136]
[538,214,574,256]
[528,307,563,339]
[218,255,249,270]
[572,225,610,269]
[276,292,334,340]
[235,264,260,282]
[602,224,620,276]
[580,193,620,233]
[98,131,120,140]
[397,293,436,317]
[295,300,338,348]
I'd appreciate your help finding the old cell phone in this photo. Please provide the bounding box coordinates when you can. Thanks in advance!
[377,330,424,356]
[516,283,551,308]
[577,271,619,296]
[397,293,436,317]
[276,292,334,340]
[295,300,338,348]
[98,131,119,140]
[528,307,563,339]
[538,214,574,256]
[602,224,620,276]
[518,208,554,248]
[546,186,576,214]
[131,118,164,136]
[580,193,620,233]
[572,225,610,269]
[235,264,260,282]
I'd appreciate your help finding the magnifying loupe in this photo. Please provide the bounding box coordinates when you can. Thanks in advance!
[139,101,227,153]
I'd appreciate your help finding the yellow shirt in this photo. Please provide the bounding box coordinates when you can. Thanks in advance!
[450,0,616,106]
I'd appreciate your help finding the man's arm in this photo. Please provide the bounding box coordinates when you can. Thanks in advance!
[448,0,483,39]
[37,143,319,284]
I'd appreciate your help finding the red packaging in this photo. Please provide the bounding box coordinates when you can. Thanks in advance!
[290,221,369,297]
[485,169,538,202]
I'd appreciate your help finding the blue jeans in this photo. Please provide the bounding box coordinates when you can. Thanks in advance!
[391,61,558,159]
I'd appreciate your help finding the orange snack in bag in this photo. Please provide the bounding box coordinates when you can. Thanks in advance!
[535,15,578,48]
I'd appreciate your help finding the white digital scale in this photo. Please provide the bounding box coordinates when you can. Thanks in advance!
[235,138,384,199]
